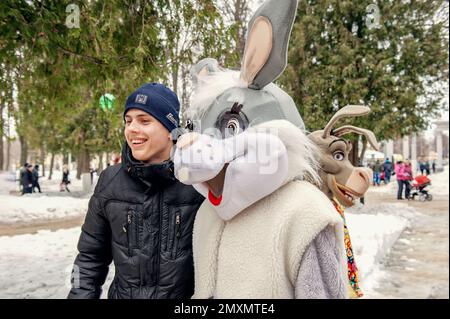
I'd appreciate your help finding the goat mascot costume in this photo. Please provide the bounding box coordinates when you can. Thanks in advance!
[173,0,348,298]
[309,105,380,298]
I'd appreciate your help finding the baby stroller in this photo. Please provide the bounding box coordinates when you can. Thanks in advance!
[408,175,432,201]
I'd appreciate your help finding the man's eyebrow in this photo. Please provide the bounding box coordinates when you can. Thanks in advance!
[125,114,151,119]
[328,138,347,147]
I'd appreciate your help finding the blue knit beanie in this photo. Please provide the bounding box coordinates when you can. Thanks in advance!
[123,83,180,133]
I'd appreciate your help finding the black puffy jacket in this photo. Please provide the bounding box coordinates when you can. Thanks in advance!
[68,145,204,299]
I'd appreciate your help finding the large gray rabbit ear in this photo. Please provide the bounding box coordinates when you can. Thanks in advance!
[190,58,221,84]
[240,0,298,90]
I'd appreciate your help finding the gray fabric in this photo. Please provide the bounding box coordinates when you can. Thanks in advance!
[295,225,347,299]
[245,0,298,90]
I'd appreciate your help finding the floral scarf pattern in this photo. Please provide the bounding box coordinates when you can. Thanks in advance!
[332,199,364,298]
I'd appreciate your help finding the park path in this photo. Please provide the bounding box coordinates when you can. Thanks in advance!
[362,189,449,299]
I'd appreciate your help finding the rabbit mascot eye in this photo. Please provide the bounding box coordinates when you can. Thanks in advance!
[173,0,349,299]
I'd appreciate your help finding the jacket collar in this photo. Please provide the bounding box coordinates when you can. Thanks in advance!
[121,142,176,189]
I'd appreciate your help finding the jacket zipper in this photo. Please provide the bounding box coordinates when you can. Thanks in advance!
[172,212,181,259]
[155,192,163,295]
[123,211,133,256]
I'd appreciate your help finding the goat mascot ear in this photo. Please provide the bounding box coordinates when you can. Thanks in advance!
[190,58,221,83]
[240,0,298,90]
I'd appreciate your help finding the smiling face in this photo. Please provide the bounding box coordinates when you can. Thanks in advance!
[309,131,372,207]
[124,108,173,164]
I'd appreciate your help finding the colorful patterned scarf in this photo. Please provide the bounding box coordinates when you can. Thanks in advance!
[332,199,364,298]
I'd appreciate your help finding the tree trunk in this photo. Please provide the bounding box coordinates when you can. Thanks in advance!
[76,150,82,180]
[172,63,179,96]
[0,101,4,170]
[48,152,55,180]
[6,138,10,171]
[19,134,28,165]
[82,148,91,174]
[40,144,46,177]
[76,147,91,179]
[349,139,359,166]
[358,139,368,165]
[0,134,3,171]
[98,152,104,172]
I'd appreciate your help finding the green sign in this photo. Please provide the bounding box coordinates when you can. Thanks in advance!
[99,93,115,111]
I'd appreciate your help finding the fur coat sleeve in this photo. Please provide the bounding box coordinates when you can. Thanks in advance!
[295,225,348,299]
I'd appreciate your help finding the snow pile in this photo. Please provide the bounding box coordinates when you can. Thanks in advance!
[428,166,449,197]
[0,171,19,195]
[0,227,114,299]
[0,195,90,224]
[345,202,417,294]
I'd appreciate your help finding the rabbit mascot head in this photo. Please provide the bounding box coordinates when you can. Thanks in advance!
[174,0,320,220]
[173,0,348,299]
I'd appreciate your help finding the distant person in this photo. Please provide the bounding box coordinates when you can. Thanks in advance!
[60,164,71,192]
[382,158,393,184]
[19,162,28,193]
[419,160,426,175]
[395,161,405,200]
[372,160,382,186]
[425,161,430,175]
[22,164,34,195]
[432,161,436,174]
[89,167,94,185]
[403,160,413,199]
[32,164,42,193]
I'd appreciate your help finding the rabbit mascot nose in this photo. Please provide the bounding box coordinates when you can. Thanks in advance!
[174,127,288,221]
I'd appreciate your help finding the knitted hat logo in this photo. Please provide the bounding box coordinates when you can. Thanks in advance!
[166,113,177,126]
[135,94,148,104]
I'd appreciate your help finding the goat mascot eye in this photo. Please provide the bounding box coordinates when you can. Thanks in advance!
[216,102,249,138]
[333,151,345,161]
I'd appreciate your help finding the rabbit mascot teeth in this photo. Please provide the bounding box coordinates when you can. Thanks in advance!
[308,105,380,298]
[173,0,348,299]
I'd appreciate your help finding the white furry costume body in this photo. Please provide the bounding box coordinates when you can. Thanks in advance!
[191,121,348,298]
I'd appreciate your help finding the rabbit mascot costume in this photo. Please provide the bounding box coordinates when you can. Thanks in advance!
[173,0,348,299]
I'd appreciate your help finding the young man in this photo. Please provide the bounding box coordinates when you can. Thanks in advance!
[68,83,204,299]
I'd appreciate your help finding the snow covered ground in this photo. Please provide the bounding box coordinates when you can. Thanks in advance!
[0,195,90,224]
[0,227,114,299]
[346,203,417,295]
[0,202,414,299]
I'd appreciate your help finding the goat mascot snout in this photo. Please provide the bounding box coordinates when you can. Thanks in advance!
[308,105,380,297]
[173,0,349,299]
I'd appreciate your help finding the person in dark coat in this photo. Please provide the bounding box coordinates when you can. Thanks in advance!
[19,162,28,193]
[32,164,42,193]
[425,161,431,175]
[60,164,71,192]
[22,164,33,195]
[67,83,204,299]
[382,158,393,184]
[372,160,382,186]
